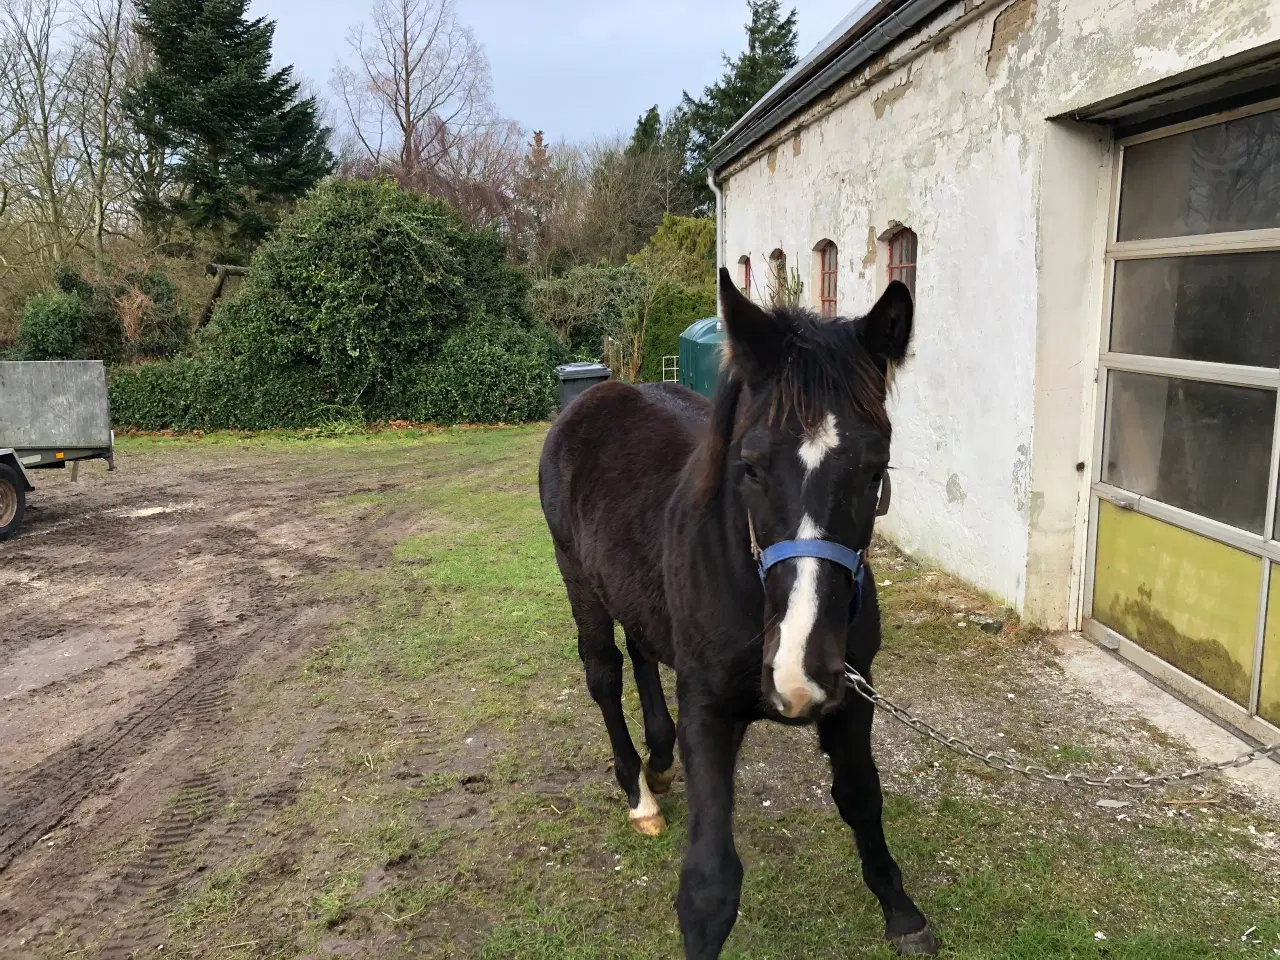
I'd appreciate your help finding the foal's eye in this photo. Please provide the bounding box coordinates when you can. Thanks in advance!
[742,461,760,482]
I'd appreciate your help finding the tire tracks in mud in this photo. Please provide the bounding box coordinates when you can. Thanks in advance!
[0,454,423,954]
[0,583,308,953]
[0,606,235,872]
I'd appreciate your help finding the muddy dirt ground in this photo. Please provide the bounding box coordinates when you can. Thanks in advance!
[0,441,404,956]
[3,434,1279,959]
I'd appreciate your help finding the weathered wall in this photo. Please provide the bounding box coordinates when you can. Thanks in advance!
[718,0,1280,620]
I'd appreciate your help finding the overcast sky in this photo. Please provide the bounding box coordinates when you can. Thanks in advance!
[251,0,856,143]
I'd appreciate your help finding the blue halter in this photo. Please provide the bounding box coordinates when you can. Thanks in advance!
[755,530,868,623]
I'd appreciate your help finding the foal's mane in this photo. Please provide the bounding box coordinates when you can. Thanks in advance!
[694,306,892,504]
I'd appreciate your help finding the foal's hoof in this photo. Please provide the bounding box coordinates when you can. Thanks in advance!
[644,762,676,797]
[629,811,666,837]
[889,926,940,956]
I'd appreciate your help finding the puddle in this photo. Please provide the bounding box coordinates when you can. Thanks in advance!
[109,502,196,519]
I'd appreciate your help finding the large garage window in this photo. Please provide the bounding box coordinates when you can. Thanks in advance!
[1087,100,1280,727]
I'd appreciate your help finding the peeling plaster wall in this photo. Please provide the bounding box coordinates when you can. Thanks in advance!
[718,0,1280,619]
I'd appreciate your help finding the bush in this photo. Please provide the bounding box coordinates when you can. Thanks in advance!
[17,291,83,360]
[209,179,532,414]
[530,264,644,358]
[639,283,716,383]
[119,268,189,359]
[110,181,555,431]
[402,318,563,425]
[16,263,189,364]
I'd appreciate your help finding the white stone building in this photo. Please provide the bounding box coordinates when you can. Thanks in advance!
[708,0,1280,740]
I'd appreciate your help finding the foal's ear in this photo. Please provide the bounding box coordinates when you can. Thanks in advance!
[858,280,913,367]
[718,266,785,382]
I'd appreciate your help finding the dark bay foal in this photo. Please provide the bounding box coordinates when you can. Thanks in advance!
[538,268,937,957]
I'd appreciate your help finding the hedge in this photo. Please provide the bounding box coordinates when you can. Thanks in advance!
[107,356,338,431]
[400,320,562,425]
[109,320,563,431]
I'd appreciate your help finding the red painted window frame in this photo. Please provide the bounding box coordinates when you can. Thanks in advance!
[818,242,838,317]
[741,257,752,296]
[887,228,918,298]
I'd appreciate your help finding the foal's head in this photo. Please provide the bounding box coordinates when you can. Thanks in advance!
[702,266,913,720]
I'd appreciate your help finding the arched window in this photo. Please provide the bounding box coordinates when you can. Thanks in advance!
[737,255,753,297]
[816,240,838,317]
[768,248,787,305]
[887,228,918,298]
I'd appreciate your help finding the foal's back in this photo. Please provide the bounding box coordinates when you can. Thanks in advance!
[539,381,707,664]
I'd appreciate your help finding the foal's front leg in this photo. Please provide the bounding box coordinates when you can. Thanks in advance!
[819,698,938,956]
[676,703,748,959]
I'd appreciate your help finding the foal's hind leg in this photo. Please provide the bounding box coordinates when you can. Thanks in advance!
[625,630,677,797]
[819,696,937,956]
[559,563,663,835]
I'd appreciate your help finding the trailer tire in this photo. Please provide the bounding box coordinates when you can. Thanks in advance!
[0,463,25,541]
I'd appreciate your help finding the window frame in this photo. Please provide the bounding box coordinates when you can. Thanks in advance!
[1083,96,1280,719]
[886,227,918,297]
[739,255,752,297]
[817,241,838,317]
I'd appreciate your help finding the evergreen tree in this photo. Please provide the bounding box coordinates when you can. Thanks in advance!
[626,105,663,156]
[679,0,799,208]
[127,0,334,258]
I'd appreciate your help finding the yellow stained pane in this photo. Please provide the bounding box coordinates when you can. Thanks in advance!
[1094,501,1260,705]
[1259,573,1280,726]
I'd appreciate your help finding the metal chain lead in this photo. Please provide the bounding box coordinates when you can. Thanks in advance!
[844,666,1280,789]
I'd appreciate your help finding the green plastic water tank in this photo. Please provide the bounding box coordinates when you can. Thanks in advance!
[677,317,724,398]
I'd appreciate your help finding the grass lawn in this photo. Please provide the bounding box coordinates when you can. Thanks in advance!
[109,426,1280,958]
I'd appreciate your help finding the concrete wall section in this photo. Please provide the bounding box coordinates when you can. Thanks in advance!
[717,0,1280,620]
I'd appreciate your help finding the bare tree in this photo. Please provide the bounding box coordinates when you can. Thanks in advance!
[0,0,80,265]
[432,117,524,230]
[335,0,490,177]
[0,34,24,211]
[68,0,133,271]
[516,132,592,273]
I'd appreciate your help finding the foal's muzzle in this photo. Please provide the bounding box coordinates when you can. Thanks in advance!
[764,658,846,719]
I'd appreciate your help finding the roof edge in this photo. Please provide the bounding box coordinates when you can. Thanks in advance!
[709,0,958,175]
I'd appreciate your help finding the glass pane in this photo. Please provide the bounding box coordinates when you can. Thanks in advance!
[1102,371,1273,532]
[1110,252,1280,366]
[1118,107,1280,240]
[1094,501,1261,706]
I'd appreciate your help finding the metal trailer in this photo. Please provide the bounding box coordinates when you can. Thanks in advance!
[0,361,115,540]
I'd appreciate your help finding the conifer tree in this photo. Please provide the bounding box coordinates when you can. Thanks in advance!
[679,0,799,208]
[127,0,333,257]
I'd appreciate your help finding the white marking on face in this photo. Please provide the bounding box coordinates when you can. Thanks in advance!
[798,412,840,474]
[771,514,828,717]
[630,771,661,820]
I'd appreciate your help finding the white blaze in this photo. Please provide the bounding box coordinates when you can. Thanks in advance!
[798,412,839,474]
[772,514,828,713]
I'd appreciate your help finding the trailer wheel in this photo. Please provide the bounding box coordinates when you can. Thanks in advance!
[0,463,25,541]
